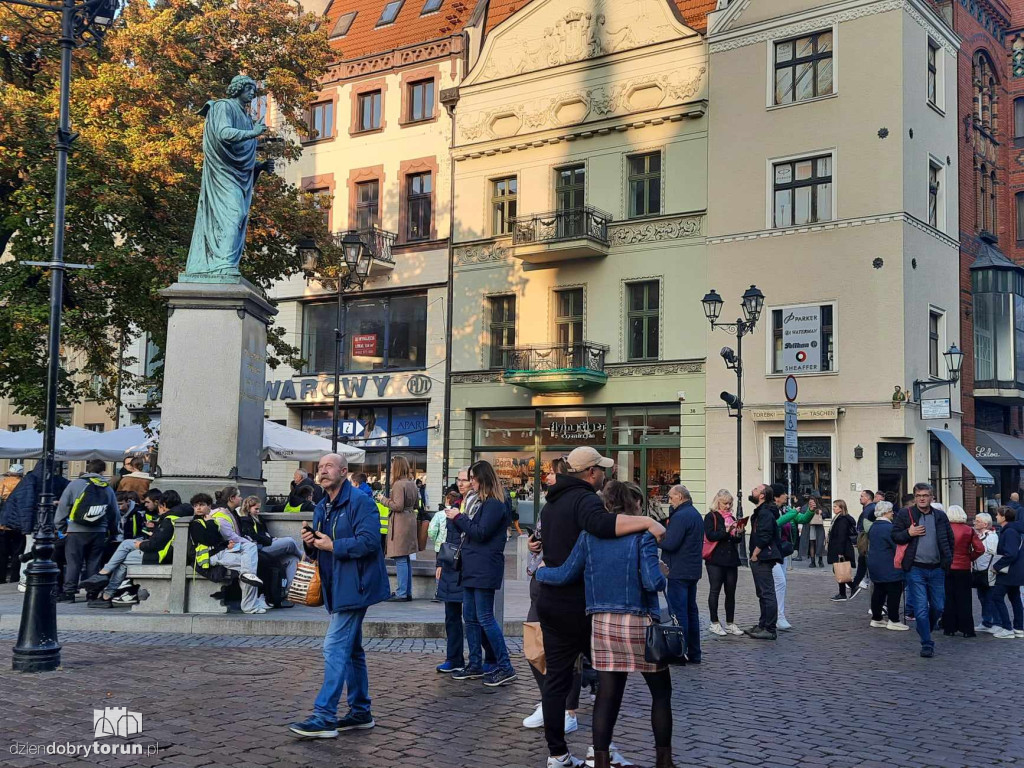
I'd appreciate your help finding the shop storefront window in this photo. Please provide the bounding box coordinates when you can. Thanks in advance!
[300,403,429,492]
[770,436,831,504]
[611,406,680,444]
[475,410,536,447]
[541,410,607,446]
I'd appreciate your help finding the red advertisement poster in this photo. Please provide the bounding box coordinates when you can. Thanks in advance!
[352,334,377,356]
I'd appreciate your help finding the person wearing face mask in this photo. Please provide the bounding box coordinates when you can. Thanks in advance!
[745,483,783,640]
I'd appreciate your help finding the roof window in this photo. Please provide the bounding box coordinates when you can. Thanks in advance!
[330,11,356,38]
[422,0,443,13]
[377,0,404,26]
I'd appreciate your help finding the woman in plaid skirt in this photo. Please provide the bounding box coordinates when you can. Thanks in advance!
[535,481,675,768]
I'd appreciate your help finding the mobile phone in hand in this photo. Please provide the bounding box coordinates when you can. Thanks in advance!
[303,524,322,540]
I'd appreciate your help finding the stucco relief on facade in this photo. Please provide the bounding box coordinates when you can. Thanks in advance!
[325,38,460,82]
[453,242,511,266]
[478,3,682,82]
[606,361,704,376]
[451,372,503,384]
[608,215,703,245]
[459,67,706,143]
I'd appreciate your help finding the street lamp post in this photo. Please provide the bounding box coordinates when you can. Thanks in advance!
[300,231,374,452]
[701,285,765,551]
[8,0,120,673]
[912,344,964,401]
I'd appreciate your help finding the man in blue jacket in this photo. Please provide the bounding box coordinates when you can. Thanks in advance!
[659,484,704,662]
[289,453,390,740]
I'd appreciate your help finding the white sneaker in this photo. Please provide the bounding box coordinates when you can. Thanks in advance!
[548,754,584,768]
[870,619,888,628]
[777,619,793,631]
[17,579,26,593]
[975,624,997,634]
[239,572,263,587]
[725,623,745,636]
[885,621,910,631]
[585,745,634,767]
[243,607,267,614]
[564,712,577,734]
[523,703,544,729]
[111,592,139,605]
[994,628,1016,638]
[709,622,727,636]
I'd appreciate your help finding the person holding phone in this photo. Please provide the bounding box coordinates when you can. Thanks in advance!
[703,489,745,637]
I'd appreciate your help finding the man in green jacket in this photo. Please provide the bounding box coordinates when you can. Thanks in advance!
[773,484,814,631]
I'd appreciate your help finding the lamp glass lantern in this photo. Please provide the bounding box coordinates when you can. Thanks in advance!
[741,284,765,325]
[701,289,724,326]
[340,230,363,271]
[944,344,964,382]
[91,0,119,28]
[298,238,320,272]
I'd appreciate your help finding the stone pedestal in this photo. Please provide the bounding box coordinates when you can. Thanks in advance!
[156,278,277,500]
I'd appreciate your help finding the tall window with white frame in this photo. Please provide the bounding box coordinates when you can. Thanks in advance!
[488,295,516,369]
[628,152,661,218]
[773,155,832,228]
[555,288,584,350]
[307,101,333,140]
[626,281,659,361]
[358,90,382,132]
[773,31,833,106]
[929,162,941,229]
[406,172,432,241]
[927,40,939,107]
[492,177,517,236]
[929,311,941,378]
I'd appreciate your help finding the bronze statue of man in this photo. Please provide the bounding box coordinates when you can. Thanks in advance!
[184,75,274,280]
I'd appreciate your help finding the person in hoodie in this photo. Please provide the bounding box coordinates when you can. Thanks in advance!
[0,462,70,582]
[54,460,119,602]
[528,446,666,768]
[80,489,191,607]
[990,505,1024,639]
[658,484,704,663]
[116,491,147,541]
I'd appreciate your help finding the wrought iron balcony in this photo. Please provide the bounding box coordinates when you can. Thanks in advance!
[331,226,397,274]
[510,206,611,264]
[503,341,609,393]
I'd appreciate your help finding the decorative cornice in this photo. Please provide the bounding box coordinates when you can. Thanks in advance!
[324,36,462,84]
[707,212,960,249]
[609,214,703,245]
[709,0,957,57]
[453,241,511,267]
[606,361,705,376]
[451,371,503,385]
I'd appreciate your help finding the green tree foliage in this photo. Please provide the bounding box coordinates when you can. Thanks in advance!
[0,0,333,419]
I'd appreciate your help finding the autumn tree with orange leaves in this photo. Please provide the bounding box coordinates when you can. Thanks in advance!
[0,0,334,419]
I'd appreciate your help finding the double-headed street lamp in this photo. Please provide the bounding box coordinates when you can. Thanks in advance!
[299,230,375,452]
[8,0,121,673]
[701,285,766,531]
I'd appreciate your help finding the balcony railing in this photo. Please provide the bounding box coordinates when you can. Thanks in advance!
[502,341,609,392]
[331,225,397,266]
[512,206,611,247]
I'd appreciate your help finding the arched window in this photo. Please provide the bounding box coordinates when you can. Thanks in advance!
[979,163,989,232]
[974,52,999,134]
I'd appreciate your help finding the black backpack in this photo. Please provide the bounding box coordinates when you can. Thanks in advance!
[779,521,796,558]
[68,477,112,527]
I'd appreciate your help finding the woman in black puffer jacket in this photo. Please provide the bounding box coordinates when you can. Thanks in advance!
[827,499,858,601]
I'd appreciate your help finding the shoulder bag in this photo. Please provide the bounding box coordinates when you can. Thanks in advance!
[894,509,915,570]
[287,519,324,607]
[645,593,688,666]
[701,513,720,561]
[833,556,853,584]
[437,538,463,571]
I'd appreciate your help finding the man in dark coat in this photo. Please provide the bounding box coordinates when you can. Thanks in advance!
[849,489,876,597]
[659,484,704,662]
[746,483,783,640]
[891,482,954,657]
[0,462,72,587]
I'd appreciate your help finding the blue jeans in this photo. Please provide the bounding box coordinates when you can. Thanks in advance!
[990,583,1024,631]
[394,556,412,598]
[977,584,994,627]
[666,578,700,662]
[905,566,945,649]
[463,587,511,672]
[312,608,370,724]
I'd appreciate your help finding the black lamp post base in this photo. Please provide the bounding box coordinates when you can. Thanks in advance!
[12,559,62,673]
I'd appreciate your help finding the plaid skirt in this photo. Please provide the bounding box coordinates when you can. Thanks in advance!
[591,612,665,673]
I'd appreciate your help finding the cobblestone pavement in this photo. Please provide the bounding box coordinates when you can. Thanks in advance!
[2,567,1022,768]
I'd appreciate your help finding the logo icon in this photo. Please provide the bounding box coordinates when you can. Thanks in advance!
[795,351,807,363]
[93,707,143,739]
[406,374,432,396]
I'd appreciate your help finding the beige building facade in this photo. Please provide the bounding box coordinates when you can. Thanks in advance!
[448,0,712,523]
[705,0,973,508]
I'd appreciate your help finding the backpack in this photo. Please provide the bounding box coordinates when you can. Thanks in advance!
[779,521,796,557]
[68,477,112,527]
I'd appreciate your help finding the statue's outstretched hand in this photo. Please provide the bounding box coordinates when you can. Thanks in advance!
[252,119,268,138]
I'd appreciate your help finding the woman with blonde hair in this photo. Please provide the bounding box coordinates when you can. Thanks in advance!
[704,489,745,636]
[381,455,419,602]
[237,495,303,609]
[942,505,984,637]
[827,499,858,601]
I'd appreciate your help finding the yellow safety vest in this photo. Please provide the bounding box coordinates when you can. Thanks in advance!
[191,517,220,569]
[156,515,181,564]
[283,501,303,513]
[211,508,240,535]
[377,501,389,536]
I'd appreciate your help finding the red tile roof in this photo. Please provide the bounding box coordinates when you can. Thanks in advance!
[324,0,475,60]
[483,0,716,34]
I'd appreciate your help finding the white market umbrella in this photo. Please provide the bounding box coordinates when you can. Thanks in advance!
[0,425,98,460]
[262,419,365,463]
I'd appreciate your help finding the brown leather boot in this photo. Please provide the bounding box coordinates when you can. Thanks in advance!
[655,747,676,768]
[592,751,612,768]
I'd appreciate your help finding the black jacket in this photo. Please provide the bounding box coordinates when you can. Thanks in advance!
[891,506,954,571]
[137,512,178,564]
[187,517,229,564]
[537,475,619,615]
[748,502,783,563]
[121,504,148,540]
[827,514,857,565]
[451,497,509,591]
[239,514,273,547]
[704,510,743,568]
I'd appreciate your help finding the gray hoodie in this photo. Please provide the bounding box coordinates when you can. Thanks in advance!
[55,473,119,535]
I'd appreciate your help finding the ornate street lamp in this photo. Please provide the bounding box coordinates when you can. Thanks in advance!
[913,343,965,400]
[701,285,765,562]
[6,0,124,674]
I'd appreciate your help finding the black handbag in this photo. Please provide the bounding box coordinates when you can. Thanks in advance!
[437,539,463,571]
[645,606,688,666]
